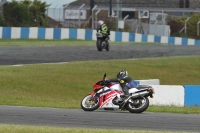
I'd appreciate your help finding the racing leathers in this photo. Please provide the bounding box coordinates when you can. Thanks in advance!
[97,23,110,41]
[106,75,137,96]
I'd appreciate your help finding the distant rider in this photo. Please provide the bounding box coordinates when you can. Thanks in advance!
[97,20,110,42]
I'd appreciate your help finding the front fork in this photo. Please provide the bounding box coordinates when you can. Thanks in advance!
[89,93,98,103]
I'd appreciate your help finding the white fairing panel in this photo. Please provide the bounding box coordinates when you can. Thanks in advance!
[99,83,122,109]
[129,88,139,93]
[104,86,111,91]
[99,93,119,109]
[110,83,122,91]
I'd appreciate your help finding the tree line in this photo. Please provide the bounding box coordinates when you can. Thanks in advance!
[0,0,200,39]
[0,0,49,27]
[168,13,200,39]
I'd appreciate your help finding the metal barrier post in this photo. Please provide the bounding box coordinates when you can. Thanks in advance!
[79,4,85,28]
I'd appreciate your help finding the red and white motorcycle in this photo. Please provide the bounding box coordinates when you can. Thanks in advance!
[81,73,154,113]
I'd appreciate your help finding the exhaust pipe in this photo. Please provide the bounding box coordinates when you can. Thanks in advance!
[131,91,149,98]
[119,91,151,110]
[113,91,151,109]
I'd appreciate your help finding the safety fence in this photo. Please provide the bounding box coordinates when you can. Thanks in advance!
[0,26,199,106]
[0,27,200,45]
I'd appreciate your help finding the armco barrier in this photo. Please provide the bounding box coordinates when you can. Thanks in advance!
[184,85,200,106]
[148,85,200,107]
[137,79,160,85]
[149,85,185,107]
[0,27,200,45]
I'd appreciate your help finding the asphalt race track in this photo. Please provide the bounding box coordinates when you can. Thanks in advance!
[0,44,200,132]
[0,44,200,65]
[0,106,200,132]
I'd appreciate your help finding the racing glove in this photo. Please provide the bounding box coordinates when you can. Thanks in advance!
[105,78,110,83]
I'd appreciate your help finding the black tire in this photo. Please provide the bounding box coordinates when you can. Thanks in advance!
[104,108,114,110]
[96,40,102,51]
[106,41,110,51]
[81,95,99,111]
[127,97,149,113]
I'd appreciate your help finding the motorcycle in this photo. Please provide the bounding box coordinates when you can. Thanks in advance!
[96,32,110,51]
[81,73,154,113]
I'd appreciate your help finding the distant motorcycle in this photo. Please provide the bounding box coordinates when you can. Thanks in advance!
[96,32,110,51]
[81,73,154,113]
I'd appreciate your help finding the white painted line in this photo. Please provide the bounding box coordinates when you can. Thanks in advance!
[12,65,24,67]
[1,62,69,67]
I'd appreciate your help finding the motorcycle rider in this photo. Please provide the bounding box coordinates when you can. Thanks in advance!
[105,70,138,108]
[97,20,110,42]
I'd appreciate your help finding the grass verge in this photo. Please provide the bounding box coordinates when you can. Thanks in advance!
[0,124,190,133]
[0,56,199,114]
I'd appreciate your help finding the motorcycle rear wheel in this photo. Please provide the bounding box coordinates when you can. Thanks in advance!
[81,95,99,111]
[106,42,110,51]
[127,96,149,113]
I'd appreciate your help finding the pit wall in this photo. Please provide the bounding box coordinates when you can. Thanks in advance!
[0,27,200,45]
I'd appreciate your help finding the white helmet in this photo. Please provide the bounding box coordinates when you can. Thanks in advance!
[98,20,104,26]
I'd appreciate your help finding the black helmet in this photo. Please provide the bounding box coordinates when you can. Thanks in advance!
[116,70,128,78]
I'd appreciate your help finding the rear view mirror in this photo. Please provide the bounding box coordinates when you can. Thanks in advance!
[103,73,106,78]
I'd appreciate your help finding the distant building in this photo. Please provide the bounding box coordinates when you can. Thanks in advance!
[63,0,196,27]
[60,0,200,36]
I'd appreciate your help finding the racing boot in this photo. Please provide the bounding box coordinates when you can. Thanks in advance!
[119,95,131,110]
[119,87,131,109]
[121,86,130,100]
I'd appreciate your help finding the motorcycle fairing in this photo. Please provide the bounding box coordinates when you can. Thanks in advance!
[93,81,104,89]
[129,88,139,93]
[98,87,111,98]
[109,83,123,91]
[98,87,120,108]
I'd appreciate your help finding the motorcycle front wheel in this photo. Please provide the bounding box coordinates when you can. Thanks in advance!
[127,96,149,113]
[81,95,99,111]
[96,39,102,51]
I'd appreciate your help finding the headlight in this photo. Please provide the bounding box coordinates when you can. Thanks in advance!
[97,89,103,94]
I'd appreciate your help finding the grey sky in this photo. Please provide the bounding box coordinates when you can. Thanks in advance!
[7,0,77,20]
[7,0,76,8]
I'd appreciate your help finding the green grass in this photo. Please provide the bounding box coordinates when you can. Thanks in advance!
[0,124,190,133]
[0,56,200,114]
[0,39,199,132]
